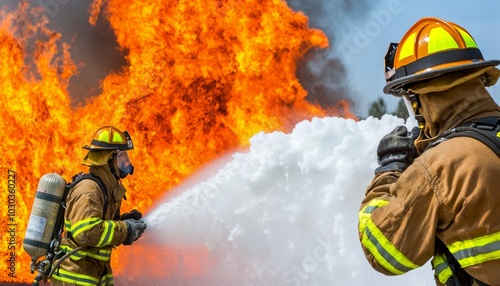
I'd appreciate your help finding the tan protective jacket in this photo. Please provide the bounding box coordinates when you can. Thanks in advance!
[51,165,128,286]
[359,72,500,285]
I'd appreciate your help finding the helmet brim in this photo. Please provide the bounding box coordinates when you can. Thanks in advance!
[82,150,116,167]
[383,60,500,96]
[83,145,123,150]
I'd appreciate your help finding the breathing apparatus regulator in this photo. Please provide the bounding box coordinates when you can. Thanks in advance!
[22,126,135,285]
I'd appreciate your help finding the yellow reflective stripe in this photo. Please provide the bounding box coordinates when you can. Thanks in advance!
[52,268,99,286]
[448,230,500,267]
[101,273,114,285]
[361,219,419,274]
[358,199,389,233]
[87,248,112,261]
[456,27,477,48]
[112,131,123,143]
[72,217,102,238]
[359,199,419,274]
[431,254,453,284]
[97,130,110,142]
[428,27,459,54]
[60,245,86,260]
[399,32,417,61]
[97,221,116,247]
[65,219,73,236]
[60,245,112,261]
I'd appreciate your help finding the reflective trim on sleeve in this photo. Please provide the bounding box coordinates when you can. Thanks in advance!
[65,219,73,237]
[431,254,453,284]
[448,230,500,267]
[359,199,389,233]
[71,217,103,238]
[97,220,117,247]
[66,217,118,247]
[359,199,419,274]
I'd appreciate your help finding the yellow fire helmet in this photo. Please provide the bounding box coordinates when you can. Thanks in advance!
[83,126,134,151]
[82,126,134,167]
[383,17,500,96]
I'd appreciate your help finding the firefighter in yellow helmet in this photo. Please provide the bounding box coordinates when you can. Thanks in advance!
[51,126,147,286]
[358,17,500,285]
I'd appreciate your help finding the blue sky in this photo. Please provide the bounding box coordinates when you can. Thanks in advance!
[333,0,500,117]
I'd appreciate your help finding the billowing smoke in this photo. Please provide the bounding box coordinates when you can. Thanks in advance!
[42,1,127,106]
[0,0,126,106]
[1,1,379,110]
[286,0,378,108]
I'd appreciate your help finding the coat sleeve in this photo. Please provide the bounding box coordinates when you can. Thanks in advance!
[358,161,439,276]
[66,180,129,247]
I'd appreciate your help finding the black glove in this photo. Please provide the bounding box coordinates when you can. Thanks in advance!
[375,126,420,174]
[120,209,143,220]
[123,218,147,245]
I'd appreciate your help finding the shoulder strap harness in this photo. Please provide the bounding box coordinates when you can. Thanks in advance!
[429,116,499,286]
[428,116,500,157]
[68,172,109,219]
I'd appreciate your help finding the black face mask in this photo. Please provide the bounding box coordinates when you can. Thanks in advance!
[118,165,134,179]
[117,151,134,179]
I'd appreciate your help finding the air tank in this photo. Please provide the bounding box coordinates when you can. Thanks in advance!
[22,173,66,261]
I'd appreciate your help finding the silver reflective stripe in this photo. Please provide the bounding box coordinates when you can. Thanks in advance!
[452,240,500,261]
[365,227,415,273]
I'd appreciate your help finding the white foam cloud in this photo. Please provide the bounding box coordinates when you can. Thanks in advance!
[117,115,435,286]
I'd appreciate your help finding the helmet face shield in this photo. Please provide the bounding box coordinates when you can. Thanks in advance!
[117,151,134,178]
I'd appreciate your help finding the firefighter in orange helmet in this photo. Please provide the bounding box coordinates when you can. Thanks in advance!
[51,126,147,286]
[358,17,500,285]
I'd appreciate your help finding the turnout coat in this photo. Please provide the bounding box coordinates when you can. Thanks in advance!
[51,165,129,286]
[359,71,500,285]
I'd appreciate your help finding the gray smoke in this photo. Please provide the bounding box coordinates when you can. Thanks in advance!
[2,1,378,110]
[286,0,378,109]
[45,1,127,106]
[0,0,126,106]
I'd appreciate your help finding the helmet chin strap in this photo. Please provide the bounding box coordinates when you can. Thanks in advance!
[402,95,419,128]
[404,91,426,130]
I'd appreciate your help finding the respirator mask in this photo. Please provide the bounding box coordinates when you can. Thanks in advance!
[117,151,134,179]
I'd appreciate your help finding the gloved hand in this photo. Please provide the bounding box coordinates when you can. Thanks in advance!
[123,219,147,245]
[120,209,142,220]
[375,126,420,174]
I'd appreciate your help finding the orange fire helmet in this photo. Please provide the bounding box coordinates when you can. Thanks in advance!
[383,17,500,96]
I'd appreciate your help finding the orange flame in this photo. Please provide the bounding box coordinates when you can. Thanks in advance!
[0,0,355,283]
